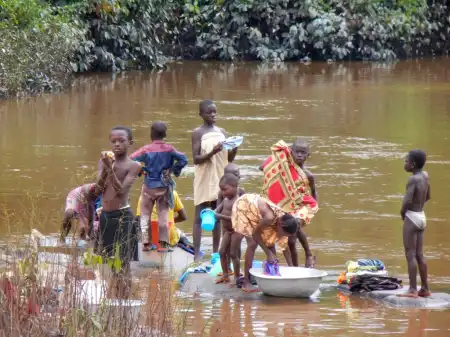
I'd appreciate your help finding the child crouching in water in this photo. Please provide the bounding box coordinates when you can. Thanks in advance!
[60,183,102,244]
[215,173,243,285]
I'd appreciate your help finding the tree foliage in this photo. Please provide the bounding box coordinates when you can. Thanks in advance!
[1,0,450,97]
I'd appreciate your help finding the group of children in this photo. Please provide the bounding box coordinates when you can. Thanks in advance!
[59,99,432,297]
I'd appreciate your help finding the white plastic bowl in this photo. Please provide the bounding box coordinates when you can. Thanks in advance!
[250,266,328,298]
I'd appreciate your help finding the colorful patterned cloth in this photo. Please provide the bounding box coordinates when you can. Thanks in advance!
[263,259,281,276]
[231,193,289,251]
[261,140,318,225]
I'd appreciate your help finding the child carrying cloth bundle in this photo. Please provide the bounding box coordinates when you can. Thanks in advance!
[261,139,319,267]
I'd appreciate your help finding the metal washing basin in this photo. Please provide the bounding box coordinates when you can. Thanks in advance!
[249,266,328,298]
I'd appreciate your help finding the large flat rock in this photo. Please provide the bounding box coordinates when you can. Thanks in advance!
[337,286,450,309]
[381,292,450,309]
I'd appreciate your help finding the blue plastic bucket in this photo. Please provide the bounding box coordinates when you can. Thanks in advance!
[252,260,263,269]
[200,209,216,231]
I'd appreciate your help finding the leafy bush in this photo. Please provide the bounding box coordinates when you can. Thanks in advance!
[66,0,173,73]
[0,0,82,98]
[170,0,448,61]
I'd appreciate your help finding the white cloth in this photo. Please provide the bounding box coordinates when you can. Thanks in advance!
[193,132,227,205]
[406,210,426,230]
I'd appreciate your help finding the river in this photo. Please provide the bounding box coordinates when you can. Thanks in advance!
[0,60,449,336]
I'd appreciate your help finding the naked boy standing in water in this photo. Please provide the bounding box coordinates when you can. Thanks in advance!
[398,149,431,298]
[191,100,237,261]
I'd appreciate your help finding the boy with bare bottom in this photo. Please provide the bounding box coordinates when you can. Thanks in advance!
[60,183,101,243]
[397,149,431,298]
[216,163,245,278]
[96,126,142,299]
[214,173,242,286]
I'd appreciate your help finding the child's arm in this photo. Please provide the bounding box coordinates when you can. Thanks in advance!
[95,160,109,193]
[111,161,141,195]
[305,170,318,202]
[215,213,231,221]
[401,176,417,220]
[171,149,189,177]
[192,131,223,165]
[215,201,232,221]
[258,156,271,172]
[282,248,293,266]
[253,199,276,262]
[174,209,187,223]
[215,201,224,214]
[228,147,238,163]
[216,191,224,210]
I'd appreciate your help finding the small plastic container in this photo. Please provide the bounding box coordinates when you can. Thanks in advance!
[252,260,263,269]
[210,252,220,265]
[209,252,222,276]
[200,209,216,231]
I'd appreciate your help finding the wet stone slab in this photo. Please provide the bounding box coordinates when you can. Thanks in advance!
[180,273,263,300]
[135,245,194,272]
[381,292,450,309]
[337,285,450,309]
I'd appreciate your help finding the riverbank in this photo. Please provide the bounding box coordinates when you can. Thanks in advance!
[1,0,450,98]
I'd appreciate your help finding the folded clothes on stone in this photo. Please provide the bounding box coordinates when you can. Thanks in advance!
[349,275,402,293]
[356,259,385,270]
[346,259,385,273]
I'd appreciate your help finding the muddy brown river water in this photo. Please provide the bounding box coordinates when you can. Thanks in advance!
[1,60,450,336]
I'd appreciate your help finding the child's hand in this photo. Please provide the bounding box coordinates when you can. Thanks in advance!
[101,152,113,169]
[266,251,276,264]
[162,169,171,180]
[96,207,103,216]
[211,142,224,155]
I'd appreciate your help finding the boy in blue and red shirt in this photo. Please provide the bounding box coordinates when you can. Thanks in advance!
[130,121,188,252]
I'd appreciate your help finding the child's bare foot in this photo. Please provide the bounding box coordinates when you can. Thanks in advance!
[241,279,260,293]
[215,276,230,284]
[305,255,316,268]
[418,288,432,297]
[397,289,419,298]
[217,271,234,277]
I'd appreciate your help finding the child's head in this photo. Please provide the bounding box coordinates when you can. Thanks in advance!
[277,213,299,237]
[199,99,217,125]
[404,149,427,172]
[291,138,310,167]
[110,126,133,156]
[219,173,238,198]
[151,121,167,141]
[224,163,240,180]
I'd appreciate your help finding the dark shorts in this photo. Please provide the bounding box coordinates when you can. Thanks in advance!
[96,207,139,269]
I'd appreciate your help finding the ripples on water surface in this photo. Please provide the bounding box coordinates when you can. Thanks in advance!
[1,61,450,335]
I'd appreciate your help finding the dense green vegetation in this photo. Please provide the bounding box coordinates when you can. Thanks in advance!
[1,0,449,97]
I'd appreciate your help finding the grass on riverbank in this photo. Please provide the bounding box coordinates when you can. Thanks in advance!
[0,201,192,337]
